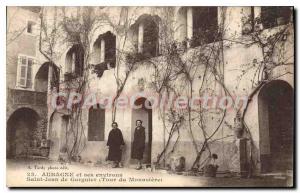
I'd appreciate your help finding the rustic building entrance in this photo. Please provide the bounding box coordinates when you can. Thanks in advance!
[7,108,39,158]
[131,97,152,164]
[258,80,293,173]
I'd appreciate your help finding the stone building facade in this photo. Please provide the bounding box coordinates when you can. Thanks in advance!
[6,7,58,158]
[7,6,294,175]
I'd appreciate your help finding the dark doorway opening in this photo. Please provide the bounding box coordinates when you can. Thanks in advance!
[7,108,39,158]
[131,97,152,164]
[258,80,293,173]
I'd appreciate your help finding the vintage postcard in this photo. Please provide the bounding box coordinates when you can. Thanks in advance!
[6,6,294,187]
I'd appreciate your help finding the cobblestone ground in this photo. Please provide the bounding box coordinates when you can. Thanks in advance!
[6,159,292,187]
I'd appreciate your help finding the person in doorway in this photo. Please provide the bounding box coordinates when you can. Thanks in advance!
[107,122,125,168]
[131,120,146,170]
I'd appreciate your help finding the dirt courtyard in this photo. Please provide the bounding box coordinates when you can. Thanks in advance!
[6,159,292,187]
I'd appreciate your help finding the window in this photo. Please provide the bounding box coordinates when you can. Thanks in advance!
[17,55,34,89]
[88,105,105,141]
[261,7,292,29]
[191,7,218,47]
[27,21,34,34]
[65,44,84,78]
[104,32,116,67]
[142,17,159,57]
[242,7,255,35]
[131,15,160,58]
[93,31,116,68]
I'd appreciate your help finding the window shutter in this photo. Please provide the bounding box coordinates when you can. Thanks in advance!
[17,55,28,87]
[26,58,33,88]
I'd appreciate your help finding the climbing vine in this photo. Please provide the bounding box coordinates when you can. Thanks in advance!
[39,7,293,172]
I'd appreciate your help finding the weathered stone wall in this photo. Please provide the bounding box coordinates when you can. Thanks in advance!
[43,6,294,173]
[7,7,51,158]
[7,7,46,139]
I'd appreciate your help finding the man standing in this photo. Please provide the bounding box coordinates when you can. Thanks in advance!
[107,122,125,168]
[131,120,145,170]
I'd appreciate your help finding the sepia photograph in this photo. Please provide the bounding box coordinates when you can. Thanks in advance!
[6,5,294,187]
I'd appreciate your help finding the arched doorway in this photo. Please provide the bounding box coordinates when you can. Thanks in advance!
[258,80,294,173]
[131,98,152,165]
[7,108,39,158]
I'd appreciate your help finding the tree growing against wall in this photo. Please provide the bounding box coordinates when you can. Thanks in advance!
[138,7,293,175]
[38,7,293,174]
[235,12,294,176]
[39,7,98,160]
[127,7,235,170]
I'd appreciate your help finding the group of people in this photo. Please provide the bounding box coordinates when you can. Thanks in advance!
[106,120,145,170]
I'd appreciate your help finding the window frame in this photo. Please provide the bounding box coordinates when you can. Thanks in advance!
[142,17,160,58]
[260,7,292,29]
[242,7,255,35]
[88,105,105,142]
[26,20,36,36]
[191,6,219,47]
[16,54,35,90]
[65,44,84,78]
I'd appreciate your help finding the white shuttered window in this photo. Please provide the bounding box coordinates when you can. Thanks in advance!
[17,55,34,89]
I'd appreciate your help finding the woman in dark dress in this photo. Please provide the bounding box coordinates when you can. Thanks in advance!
[131,120,146,170]
[107,122,125,168]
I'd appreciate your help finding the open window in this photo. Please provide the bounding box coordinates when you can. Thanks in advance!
[26,21,35,34]
[93,31,116,69]
[261,7,292,29]
[191,7,218,47]
[65,44,84,79]
[130,15,160,58]
[142,16,159,57]
[242,7,255,35]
